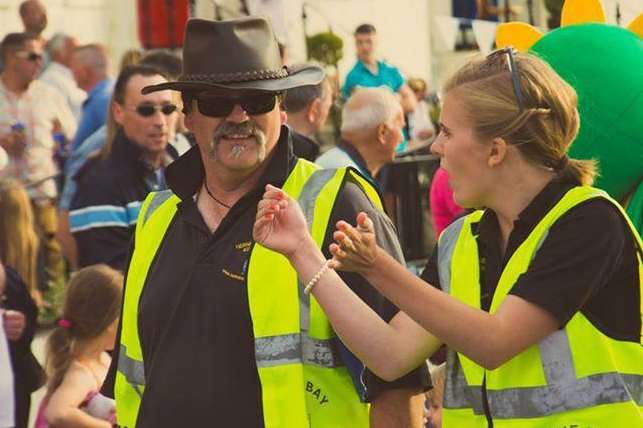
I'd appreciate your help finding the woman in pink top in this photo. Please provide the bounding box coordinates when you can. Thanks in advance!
[429,167,463,237]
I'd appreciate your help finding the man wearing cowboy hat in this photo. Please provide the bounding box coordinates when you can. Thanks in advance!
[101,17,428,428]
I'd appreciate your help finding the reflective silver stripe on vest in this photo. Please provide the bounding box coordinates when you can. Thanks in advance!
[255,333,343,368]
[142,190,174,224]
[296,168,341,333]
[437,216,466,295]
[117,344,145,397]
[253,168,345,371]
[443,350,485,414]
[298,169,338,232]
[483,328,643,419]
[485,372,643,419]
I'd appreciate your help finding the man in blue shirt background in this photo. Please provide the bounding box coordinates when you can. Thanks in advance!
[342,23,416,115]
[69,43,113,151]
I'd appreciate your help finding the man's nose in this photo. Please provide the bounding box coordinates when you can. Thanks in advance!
[226,103,250,123]
[149,108,168,126]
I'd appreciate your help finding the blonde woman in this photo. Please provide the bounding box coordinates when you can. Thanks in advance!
[254,49,643,427]
[0,179,42,307]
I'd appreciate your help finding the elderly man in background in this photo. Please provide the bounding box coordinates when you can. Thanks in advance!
[284,76,333,161]
[0,32,76,293]
[69,44,113,151]
[316,87,404,182]
[41,34,87,121]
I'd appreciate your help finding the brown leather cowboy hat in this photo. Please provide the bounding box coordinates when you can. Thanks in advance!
[142,17,324,94]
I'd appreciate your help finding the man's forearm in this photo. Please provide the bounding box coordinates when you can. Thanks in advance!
[370,388,425,428]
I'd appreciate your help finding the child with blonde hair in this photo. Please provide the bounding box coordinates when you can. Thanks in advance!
[35,264,122,427]
[0,179,41,308]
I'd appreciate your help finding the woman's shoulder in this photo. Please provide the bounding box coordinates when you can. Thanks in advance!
[557,193,630,236]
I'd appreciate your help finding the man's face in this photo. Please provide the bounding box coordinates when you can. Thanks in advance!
[21,1,47,35]
[10,40,43,84]
[113,74,178,156]
[69,51,88,90]
[355,32,377,62]
[185,90,285,175]
[382,110,405,160]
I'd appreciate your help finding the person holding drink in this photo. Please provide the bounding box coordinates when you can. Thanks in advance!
[254,49,643,427]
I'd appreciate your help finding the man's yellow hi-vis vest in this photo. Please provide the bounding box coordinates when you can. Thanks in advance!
[437,186,643,427]
[115,159,382,427]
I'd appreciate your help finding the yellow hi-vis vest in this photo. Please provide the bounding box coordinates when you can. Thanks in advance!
[436,186,643,428]
[115,159,382,428]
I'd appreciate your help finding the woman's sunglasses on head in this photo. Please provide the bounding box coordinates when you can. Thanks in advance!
[487,47,525,112]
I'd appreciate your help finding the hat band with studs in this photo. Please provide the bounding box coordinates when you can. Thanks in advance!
[182,67,289,84]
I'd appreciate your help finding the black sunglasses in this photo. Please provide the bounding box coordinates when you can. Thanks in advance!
[195,93,279,117]
[487,47,525,112]
[15,51,43,62]
[129,104,178,117]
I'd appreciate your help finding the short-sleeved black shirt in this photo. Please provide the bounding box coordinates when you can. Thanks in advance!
[421,177,641,342]
[103,126,429,428]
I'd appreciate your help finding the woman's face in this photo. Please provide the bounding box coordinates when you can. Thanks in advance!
[431,91,494,208]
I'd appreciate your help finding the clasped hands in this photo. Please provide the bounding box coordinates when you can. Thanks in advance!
[253,184,378,273]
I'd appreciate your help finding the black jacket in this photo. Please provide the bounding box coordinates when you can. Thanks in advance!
[69,130,178,270]
[2,266,44,394]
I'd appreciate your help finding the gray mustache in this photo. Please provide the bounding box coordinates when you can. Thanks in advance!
[213,121,264,141]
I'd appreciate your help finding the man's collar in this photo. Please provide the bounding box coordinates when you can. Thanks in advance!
[166,125,296,201]
[357,59,381,73]
[337,138,373,179]
[110,129,178,172]
[87,78,113,99]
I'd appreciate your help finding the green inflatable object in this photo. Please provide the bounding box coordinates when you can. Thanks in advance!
[529,24,643,233]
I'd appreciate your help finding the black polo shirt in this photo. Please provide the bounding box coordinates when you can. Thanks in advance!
[103,126,429,428]
[421,176,641,342]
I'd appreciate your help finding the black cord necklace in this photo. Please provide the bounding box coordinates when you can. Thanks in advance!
[203,181,232,209]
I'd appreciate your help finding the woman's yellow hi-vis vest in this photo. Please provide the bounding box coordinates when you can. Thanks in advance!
[436,186,643,428]
[115,159,382,427]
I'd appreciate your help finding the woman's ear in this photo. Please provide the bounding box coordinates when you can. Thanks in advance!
[488,137,508,168]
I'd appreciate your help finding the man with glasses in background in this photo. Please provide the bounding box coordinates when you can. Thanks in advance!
[100,17,428,428]
[69,65,179,270]
[0,32,76,305]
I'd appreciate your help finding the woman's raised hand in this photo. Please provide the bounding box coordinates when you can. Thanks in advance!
[253,184,311,258]
[330,212,379,273]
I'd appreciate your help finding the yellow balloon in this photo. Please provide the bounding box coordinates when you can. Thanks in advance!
[495,22,543,52]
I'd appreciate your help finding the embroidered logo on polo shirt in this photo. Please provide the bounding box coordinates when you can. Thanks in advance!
[221,241,253,282]
[235,241,252,252]
[222,269,245,282]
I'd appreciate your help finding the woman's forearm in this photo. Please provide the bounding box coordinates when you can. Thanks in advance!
[290,240,434,380]
[361,247,555,370]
